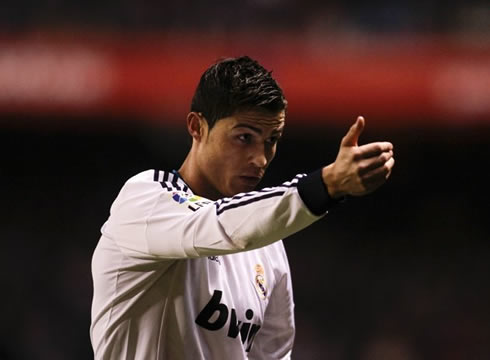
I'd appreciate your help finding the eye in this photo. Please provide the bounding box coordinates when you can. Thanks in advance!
[266,136,281,145]
[237,133,253,143]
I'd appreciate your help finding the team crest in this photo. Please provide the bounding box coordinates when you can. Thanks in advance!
[253,264,267,300]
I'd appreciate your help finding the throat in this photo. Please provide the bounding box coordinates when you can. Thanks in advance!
[178,161,223,201]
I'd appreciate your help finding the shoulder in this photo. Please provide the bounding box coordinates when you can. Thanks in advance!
[123,170,187,193]
[126,169,168,184]
[111,170,180,208]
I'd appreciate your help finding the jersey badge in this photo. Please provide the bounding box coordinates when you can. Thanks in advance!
[171,192,210,211]
[172,192,201,204]
[253,264,267,300]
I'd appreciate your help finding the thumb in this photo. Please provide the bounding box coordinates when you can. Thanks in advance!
[341,116,365,147]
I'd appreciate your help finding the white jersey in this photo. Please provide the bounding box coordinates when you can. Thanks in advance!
[90,169,333,359]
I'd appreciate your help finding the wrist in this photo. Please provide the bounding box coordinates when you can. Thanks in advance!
[322,164,346,199]
[297,168,345,215]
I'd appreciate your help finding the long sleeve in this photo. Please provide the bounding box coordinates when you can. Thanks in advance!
[102,169,331,259]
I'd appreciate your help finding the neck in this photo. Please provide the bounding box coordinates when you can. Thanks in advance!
[178,151,222,201]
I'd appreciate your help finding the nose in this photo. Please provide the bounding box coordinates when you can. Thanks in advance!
[250,144,268,169]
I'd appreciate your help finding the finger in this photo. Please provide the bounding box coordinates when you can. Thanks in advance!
[341,116,365,147]
[361,176,387,195]
[358,151,393,175]
[362,157,395,183]
[355,157,395,195]
[357,142,393,159]
[385,157,395,179]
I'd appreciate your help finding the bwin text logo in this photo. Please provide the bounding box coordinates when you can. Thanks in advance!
[195,290,261,352]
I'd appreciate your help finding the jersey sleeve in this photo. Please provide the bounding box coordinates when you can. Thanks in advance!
[102,169,336,259]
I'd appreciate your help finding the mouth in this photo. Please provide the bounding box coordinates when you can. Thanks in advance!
[239,175,262,187]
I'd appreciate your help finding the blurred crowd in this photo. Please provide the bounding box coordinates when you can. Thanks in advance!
[0,0,489,34]
[1,126,489,359]
[0,1,489,359]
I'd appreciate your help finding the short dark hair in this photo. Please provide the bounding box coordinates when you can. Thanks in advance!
[190,56,287,129]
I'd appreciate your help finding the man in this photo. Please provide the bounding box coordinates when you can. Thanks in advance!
[90,56,394,359]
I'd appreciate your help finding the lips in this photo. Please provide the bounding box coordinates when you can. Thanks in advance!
[239,175,262,186]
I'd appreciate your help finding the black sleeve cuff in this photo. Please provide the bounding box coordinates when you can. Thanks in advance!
[297,169,345,216]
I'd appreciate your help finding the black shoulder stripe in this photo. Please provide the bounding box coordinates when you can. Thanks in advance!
[216,191,285,216]
[154,170,170,190]
[216,181,299,208]
[153,171,173,191]
[159,181,172,191]
[216,191,262,207]
[171,177,181,191]
[153,170,189,193]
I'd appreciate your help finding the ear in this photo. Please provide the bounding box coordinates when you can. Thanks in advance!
[186,112,208,142]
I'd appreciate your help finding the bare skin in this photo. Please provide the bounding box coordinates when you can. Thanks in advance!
[179,110,285,200]
[323,116,395,198]
[179,112,394,201]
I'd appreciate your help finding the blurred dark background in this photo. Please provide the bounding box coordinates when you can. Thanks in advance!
[1,1,489,359]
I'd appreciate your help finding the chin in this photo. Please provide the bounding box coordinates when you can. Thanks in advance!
[220,178,259,198]
[232,184,256,196]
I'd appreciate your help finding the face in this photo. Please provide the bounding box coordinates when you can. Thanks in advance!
[194,110,285,199]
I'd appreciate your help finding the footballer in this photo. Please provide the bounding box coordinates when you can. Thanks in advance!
[90,56,395,359]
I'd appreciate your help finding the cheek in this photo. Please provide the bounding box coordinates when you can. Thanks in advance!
[206,142,239,173]
[269,146,277,160]
[220,149,246,171]
[265,146,277,164]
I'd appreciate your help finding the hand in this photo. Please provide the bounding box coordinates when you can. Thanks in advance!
[322,116,395,198]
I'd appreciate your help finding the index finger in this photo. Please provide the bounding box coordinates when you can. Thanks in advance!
[357,142,393,159]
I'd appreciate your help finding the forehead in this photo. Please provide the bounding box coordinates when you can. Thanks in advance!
[225,110,286,132]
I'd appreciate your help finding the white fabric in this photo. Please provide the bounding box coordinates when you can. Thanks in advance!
[90,170,324,359]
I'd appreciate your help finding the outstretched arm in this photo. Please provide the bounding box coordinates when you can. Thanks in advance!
[102,116,395,259]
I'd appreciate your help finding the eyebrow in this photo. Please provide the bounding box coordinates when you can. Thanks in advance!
[233,124,284,136]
